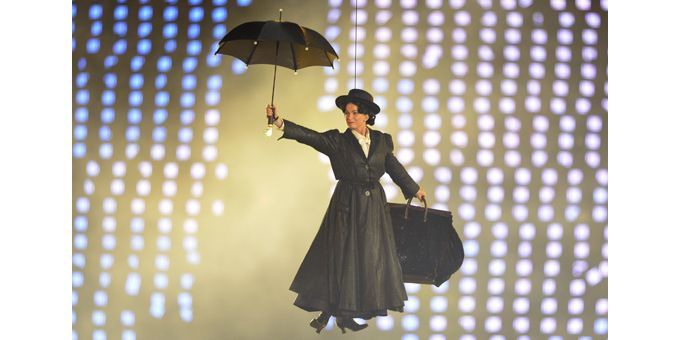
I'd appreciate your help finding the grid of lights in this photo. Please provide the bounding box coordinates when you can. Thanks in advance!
[74,0,607,338]
[317,0,607,338]
[73,1,236,339]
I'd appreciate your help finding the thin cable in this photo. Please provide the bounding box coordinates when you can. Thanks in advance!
[353,0,357,89]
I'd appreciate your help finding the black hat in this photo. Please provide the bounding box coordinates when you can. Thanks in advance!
[335,88,381,114]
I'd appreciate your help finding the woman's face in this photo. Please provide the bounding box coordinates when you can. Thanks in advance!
[344,102,368,130]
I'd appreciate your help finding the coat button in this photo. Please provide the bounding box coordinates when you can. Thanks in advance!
[365,190,371,196]
[364,165,369,170]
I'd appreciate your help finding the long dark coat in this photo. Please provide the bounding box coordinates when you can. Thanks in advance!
[279,119,420,319]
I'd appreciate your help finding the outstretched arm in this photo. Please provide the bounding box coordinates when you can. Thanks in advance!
[384,133,426,201]
[266,104,338,155]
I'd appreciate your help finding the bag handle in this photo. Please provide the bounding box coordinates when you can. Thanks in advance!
[404,197,428,223]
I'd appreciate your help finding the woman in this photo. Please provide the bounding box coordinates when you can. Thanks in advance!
[266,89,426,333]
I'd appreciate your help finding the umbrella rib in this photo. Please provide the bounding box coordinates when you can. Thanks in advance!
[245,40,260,66]
[324,50,334,69]
[290,42,298,71]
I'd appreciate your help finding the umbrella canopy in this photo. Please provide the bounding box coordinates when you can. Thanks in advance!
[214,20,339,72]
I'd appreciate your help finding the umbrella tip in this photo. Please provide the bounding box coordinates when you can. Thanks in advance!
[294,70,298,75]
[279,8,283,12]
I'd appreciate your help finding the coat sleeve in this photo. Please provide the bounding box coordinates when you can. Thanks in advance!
[277,119,339,156]
[384,133,420,199]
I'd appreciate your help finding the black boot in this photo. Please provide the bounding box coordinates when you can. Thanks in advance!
[336,317,368,333]
[309,312,331,334]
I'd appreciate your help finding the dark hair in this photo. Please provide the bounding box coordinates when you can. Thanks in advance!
[342,101,377,126]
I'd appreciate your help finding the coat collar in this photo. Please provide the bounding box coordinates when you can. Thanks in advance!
[343,128,380,160]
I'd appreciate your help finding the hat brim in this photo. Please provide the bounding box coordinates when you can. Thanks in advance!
[335,95,381,114]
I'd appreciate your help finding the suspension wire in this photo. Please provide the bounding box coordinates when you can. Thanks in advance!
[354,0,357,89]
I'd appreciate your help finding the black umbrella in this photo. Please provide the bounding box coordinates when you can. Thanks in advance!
[214,10,339,134]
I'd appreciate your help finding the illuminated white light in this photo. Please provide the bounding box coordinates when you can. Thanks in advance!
[567,187,582,203]
[484,204,501,221]
[111,179,125,195]
[512,204,528,221]
[121,310,135,327]
[530,46,546,61]
[489,259,506,276]
[203,127,219,143]
[513,317,530,333]
[402,315,419,332]
[460,186,477,202]
[396,149,414,164]
[550,98,566,114]
[596,169,608,186]
[478,45,494,61]
[452,28,466,43]
[539,187,555,203]
[401,44,418,59]
[102,235,116,250]
[430,316,447,332]
[404,296,420,313]
[474,98,490,114]
[596,299,608,315]
[425,114,442,130]
[505,29,521,44]
[541,280,556,296]
[158,199,173,215]
[349,44,365,59]
[545,260,560,276]
[516,259,532,276]
[162,181,177,196]
[503,63,519,78]
[499,98,515,114]
[401,27,418,42]
[459,296,476,313]
[558,29,574,45]
[450,149,464,165]
[176,145,191,161]
[135,180,150,196]
[485,316,502,333]
[461,258,477,275]
[550,0,566,10]
[464,221,481,239]
[529,63,545,78]
[459,278,476,294]
[580,81,595,97]
[452,62,468,77]
[399,61,417,76]
[538,205,554,221]
[586,12,601,28]
[210,164,227,181]
[530,133,546,149]
[459,316,475,331]
[568,298,584,315]
[423,149,441,165]
[583,29,598,44]
[151,144,165,160]
[455,11,471,25]
[407,166,423,182]
[422,96,439,112]
[477,150,493,166]
[519,223,535,240]
[506,12,523,28]
[567,318,583,334]
[540,317,556,333]
[546,242,562,258]
[555,63,570,79]
[553,80,568,96]
[558,152,573,167]
[518,242,532,257]
[185,199,200,216]
[512,187,529,203]
[586,151,601,168]
[488,278,505,295]
[423,131,441,148]
[487,297,504,313]
[531,151,547,167]
[212,200,224,216]
[125,273,141,295]
[434,186,450,202]
[426,28,443,43]
[487,187,504,202]
[376,315,394,331]
[428,11,444,25]
[477,62,493,78]
[154,273,168,288]
[131,198,145,214]
[203,145,218,161]
[556,47,572,63]
[480,28,496,43]
[481,11,497,26]
[157,236,171,251]
[205,109,220,125]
